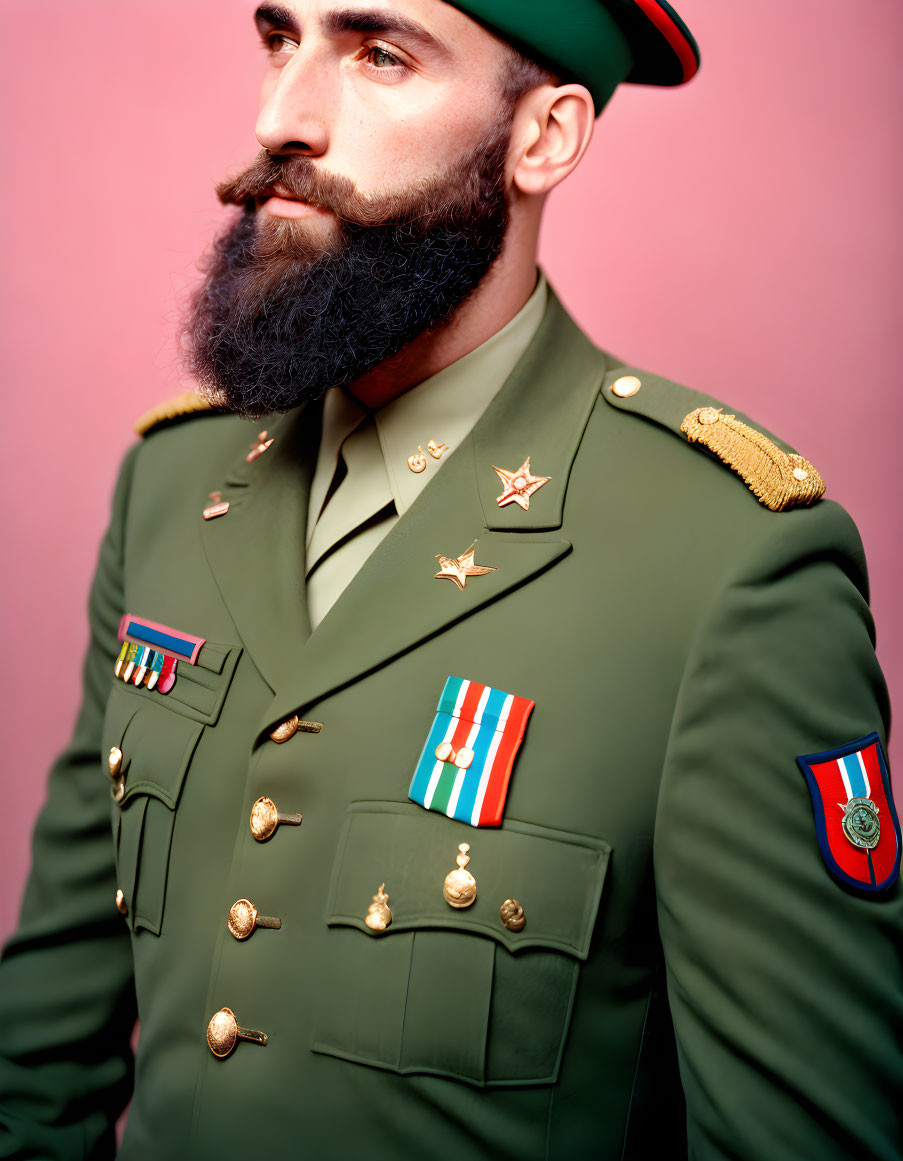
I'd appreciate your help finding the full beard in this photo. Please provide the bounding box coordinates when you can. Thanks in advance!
[182,122,512,419]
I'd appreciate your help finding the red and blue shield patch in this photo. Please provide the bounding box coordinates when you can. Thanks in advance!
[797,733,900,894]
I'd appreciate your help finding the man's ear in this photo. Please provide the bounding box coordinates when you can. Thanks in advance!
[510,84,595,196]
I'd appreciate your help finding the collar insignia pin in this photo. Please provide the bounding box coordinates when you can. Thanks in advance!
[434,543,497,591]
[246,430,274,463]
[202,491,230,519]
[407,448,427,473]
[492,457,551,510]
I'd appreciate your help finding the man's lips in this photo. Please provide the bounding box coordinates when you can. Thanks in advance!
[259,185,329,220]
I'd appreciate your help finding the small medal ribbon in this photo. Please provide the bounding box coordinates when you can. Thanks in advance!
[409,676,534,828]
[836,749,870,801]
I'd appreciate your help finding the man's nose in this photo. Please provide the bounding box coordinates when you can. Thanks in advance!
[256,52,330,157]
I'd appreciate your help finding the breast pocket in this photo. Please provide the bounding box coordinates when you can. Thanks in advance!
[102,637,241,934]
[313,802,611,1087]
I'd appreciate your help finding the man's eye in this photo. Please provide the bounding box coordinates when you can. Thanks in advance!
[263,32,298,58]
[366,46,402,69]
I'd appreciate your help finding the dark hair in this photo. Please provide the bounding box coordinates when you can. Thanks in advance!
[498,40,558,106]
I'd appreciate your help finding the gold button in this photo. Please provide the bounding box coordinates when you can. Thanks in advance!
[249,795,303,842]
[697,406,721,425]
[228,898,282,940]
[206,1007,268,1058]
[611,375,642,398]
[268,714,322,742]
[108,747,123,779]
[115,889,128,916]
[500,898,525,932]
[269,715,299,743]
[792,467,809,482]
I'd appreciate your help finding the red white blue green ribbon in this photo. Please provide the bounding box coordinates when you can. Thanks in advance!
[408,676,534,827]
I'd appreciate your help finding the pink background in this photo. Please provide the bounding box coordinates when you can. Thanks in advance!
[2,0,901,945]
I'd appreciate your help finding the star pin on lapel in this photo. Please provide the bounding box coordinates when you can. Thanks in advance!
[434,543,498,591]
[492,457,551,510]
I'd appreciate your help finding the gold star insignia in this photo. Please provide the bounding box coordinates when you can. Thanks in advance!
[434,543,498,591]
[492,457,551,510]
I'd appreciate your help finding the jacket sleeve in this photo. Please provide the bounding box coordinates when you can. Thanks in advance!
[0,445,141,1161]
[654,500,903,1161]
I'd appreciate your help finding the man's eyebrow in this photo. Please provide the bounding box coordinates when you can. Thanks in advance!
[254,4,299,35]
[322,7,447,56]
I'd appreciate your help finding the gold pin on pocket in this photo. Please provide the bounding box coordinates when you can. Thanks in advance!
[365,883,392,931]
[443,843,477,909]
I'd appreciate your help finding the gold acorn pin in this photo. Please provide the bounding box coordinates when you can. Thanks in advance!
[365,883,392,931]
[443,843,477,909]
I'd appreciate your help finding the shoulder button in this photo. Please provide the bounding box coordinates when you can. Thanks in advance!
[611,374,642,398]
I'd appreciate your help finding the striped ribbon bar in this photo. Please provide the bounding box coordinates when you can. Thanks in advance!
[408,676,534,828]
[115,615,206,694]
[118,615,205,665]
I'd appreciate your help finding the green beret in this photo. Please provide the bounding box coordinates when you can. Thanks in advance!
[448,0,700,113]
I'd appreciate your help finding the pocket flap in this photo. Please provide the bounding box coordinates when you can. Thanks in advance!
[328,802,611,958]
[103,685,203,809]
[111,638,241,725]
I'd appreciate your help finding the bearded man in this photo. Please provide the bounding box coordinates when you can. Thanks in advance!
[1,2,901,1159]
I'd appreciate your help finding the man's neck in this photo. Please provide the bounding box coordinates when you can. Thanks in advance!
[345,238,539,412]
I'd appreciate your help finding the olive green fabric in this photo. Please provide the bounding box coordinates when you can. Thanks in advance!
[1,289,901,1159]
[305,274,548,628]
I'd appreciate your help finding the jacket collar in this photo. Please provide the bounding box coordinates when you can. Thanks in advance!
[199,287,609,731]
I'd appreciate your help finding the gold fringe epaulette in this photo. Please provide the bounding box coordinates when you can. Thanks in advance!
[134,390,216,437]
[681,407,825,511]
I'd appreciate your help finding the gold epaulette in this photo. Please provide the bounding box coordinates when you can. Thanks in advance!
[681,407,825,512]
[134,390,217,437]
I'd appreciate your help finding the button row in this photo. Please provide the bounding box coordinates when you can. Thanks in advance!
[107,717,311,1053]
[205,793,304,1056]
[110,709,313,912]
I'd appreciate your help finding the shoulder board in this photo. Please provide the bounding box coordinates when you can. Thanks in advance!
[134,390,220,437]
[600,367,825,512]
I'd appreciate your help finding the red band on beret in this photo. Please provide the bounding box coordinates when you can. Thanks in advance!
[633,0,699,83]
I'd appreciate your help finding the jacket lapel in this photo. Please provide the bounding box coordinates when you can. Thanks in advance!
[199,399,320,696]
[265,289,609,725]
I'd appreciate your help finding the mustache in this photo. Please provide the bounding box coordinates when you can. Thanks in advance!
[216,150,504,232]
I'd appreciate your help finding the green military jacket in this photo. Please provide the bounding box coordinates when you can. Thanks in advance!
[1,290,901,1160]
